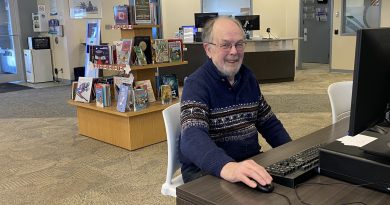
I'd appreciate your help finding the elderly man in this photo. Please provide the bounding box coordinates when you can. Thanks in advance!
[179,16,292,189]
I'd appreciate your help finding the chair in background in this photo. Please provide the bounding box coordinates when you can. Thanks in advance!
[327,81,353,124]
[161,103,183,197]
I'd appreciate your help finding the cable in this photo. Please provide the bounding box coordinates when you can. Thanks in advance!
[294,182,373,205]
[272,191,292,205]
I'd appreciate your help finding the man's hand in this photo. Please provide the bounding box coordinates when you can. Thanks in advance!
[220,160,272,188]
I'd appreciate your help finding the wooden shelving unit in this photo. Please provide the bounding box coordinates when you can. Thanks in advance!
[68,99,178,151]
[68,24,186,151]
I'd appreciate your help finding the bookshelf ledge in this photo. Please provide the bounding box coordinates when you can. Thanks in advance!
[93,61,188,71]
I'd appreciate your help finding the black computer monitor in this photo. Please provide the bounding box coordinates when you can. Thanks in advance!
[194,12,218,28]
[234,15,260,31]
[348,28,390,136]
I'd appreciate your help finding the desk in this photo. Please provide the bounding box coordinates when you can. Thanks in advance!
[160,38,299,85]
[176,119,390,205]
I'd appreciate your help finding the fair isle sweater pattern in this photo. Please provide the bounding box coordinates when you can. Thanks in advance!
[181,95,274,143]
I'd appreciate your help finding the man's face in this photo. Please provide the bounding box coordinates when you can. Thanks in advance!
[204,19,245,79]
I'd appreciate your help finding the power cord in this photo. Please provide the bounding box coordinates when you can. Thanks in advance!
[272,191,292,205]
[294,182,374,205]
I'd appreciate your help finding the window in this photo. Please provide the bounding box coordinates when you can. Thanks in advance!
[342,0,381,35]
[202,0,251,16]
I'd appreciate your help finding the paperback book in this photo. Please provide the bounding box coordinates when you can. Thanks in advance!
[133,87,149,111]
[153,39,169,63]
[113,5,130,25]
[75,77,94,103]
[161,74,179,99]
[134,36,152,64]
[134,80,156,102]
[168,39,183,62]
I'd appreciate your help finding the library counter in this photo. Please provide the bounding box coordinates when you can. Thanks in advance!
[160,38,300,84]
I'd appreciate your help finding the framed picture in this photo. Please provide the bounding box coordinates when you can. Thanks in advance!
[69,0,102,19]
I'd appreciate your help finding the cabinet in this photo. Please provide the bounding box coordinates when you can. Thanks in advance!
[69,25,187,151]
[24,49,53,83]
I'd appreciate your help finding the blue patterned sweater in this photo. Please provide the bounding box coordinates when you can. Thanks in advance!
[179,59,291,182]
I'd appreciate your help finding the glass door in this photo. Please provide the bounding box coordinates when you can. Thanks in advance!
[0,0,24,83]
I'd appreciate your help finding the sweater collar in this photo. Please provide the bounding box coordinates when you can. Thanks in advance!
[205,58,242,86]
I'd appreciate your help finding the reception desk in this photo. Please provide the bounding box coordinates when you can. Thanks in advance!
[160,38,299,84]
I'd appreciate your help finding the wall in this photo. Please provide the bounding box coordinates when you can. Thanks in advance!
[161,0,201,38]
[331,0,390,71]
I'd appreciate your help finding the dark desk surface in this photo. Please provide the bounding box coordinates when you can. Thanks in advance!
[176,119,390,205]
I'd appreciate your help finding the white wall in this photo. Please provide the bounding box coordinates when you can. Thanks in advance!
[161,0,201,38]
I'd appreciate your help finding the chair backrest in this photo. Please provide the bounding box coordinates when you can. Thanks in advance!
[161,103,183,197]
[327,81,353,124]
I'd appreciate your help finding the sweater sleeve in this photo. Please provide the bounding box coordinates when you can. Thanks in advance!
[180,78,234,177]
[255,93,292,148]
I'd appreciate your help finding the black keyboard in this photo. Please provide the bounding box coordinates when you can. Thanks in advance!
[265,144,322,188]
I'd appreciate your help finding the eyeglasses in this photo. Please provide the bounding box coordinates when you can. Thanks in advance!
[207,41,246,52]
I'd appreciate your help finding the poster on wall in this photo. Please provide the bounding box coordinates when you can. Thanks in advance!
[69,0,102,19]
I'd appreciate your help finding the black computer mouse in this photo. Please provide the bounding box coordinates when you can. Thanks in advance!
[255,182,274,193]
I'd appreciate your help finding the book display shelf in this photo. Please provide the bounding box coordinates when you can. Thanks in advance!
[69,25,187,151]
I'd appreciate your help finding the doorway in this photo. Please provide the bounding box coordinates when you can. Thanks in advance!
[299,0,332,67]
[0,0,24,83]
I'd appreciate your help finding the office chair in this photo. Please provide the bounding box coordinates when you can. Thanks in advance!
[161,103,183,197]
[327,81,353,124]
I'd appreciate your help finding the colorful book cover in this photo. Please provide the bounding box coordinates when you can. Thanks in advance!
[95,83,104,107]
[133,88,149,111]
[135,80,156,103]
[133,46,147,65]
[113,76,134,100]
[168,39,183,62]
[134,36,152,64]
[113,5,129,25]
[116,84,129,112]
[161,74,179,98]
[75,77,94,103]
[114,39,132,65]
[92,45,111,65]
[154,39,169,63]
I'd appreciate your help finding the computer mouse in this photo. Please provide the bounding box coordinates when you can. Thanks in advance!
[254,182,274,193]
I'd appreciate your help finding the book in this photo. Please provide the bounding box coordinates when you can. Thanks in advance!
[160,84,172,105]
[113,5,130,25]
[102,84,112,107]
[71,82,78,100]
[168,39,183,62]
[153,39,169,63]
[75,77,94,103]
[114,39,132,65]
[133,87,149,111]
[135,80,156,102]
[134,36,152,64]
[95,83,104,107]
[133,0,151,24]
[116,84,129,112]
[113,76,134,100]
[133,46,147,65]
[91,45,111,65]
[161,74,179,98]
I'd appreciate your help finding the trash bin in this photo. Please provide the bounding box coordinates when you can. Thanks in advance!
[74,67,85,81]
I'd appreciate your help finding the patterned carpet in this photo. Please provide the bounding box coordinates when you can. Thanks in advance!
[0,66,352,205]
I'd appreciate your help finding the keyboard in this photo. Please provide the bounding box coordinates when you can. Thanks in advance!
[265,144,322,188]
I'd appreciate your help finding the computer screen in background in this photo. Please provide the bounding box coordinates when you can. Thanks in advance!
[234,15,260,31]
[194,12,219,28]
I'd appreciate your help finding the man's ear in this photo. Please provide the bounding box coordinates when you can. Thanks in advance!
[203,43,212,58]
